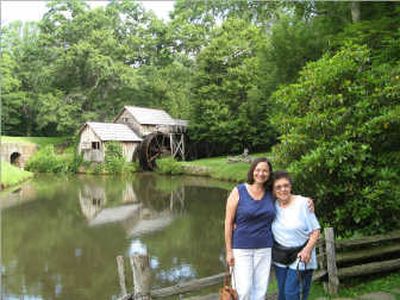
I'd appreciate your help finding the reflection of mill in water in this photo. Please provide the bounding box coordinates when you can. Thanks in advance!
[169,186,185,212]
[79,185,107,221]
[78,182,186,236]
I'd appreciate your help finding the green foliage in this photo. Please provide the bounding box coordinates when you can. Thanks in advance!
[190,17,275,154]
[101,142,138,175]
[156,157,184,175]
[104,142,125,174]
[2,0,400,236]
[26,145,71,173]
[271,41,400,236]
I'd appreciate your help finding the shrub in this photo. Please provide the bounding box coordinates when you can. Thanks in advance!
[156,157,184,175]
[271,43,400,236]
[26,145,70,173]
[104,142,125,174]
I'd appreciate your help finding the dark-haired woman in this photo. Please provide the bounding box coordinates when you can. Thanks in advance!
[224,157,276,300]
[271,170,320,300]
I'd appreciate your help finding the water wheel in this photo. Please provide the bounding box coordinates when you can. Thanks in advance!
[138,132,170,170]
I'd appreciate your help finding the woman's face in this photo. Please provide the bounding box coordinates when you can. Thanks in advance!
[253,162,270,184]
[273,178,292,202]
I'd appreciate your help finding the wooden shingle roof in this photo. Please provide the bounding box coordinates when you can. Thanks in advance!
[84,122,142,142]
[120,106,187,126]
[124,106,175,125]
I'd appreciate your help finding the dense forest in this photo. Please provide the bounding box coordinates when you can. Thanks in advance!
[1,0,399,235]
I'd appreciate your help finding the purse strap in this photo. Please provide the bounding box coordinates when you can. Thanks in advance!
[296,260,307,300]
[224,265,236,288]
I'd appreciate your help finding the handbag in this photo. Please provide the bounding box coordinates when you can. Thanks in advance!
[219,266,238,300]
[272,240,308,265]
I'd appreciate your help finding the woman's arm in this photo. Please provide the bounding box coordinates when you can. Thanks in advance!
[225,187,239,266]
[295,195,315,212]
[298,229,320,263]
[307,197,315,212]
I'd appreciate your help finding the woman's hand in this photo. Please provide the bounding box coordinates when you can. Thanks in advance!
[298,247,312,263]
[226,251,235,266]
[225,188,238,267]
[307,198,315,213]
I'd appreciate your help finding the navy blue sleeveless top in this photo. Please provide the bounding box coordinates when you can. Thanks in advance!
[232,184,276,249]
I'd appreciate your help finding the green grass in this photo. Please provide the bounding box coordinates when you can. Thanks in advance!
[0,160,33,189]
[186,272,400,299]
[308,272,400,299]
[182,157,249,182]
[180,153,273,183]
[1,136,68,147]
[1,136,69,188]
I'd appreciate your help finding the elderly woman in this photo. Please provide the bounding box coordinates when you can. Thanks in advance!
[271,170,320,300]
[225,157,276,300]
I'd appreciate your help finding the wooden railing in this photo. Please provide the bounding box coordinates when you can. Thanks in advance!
[115,227,400,299]
[314,228,400,294]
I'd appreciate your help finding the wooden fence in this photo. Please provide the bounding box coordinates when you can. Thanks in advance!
[317,228,400,294]
[115,227,400,299]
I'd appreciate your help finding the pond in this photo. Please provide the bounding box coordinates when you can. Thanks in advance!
[0,173,231,299]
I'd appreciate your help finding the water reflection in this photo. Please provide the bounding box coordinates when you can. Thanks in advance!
[1,174,228,299]
[0,183,37,210]
[79,184,106,221]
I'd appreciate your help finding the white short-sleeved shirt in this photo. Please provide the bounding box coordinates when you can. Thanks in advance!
[272,195,321,270]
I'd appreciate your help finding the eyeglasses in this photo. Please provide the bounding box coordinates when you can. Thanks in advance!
[274,184,291,191]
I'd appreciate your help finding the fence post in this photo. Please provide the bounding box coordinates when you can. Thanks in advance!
[116,256,128,297]
[324,227,339,295]
[130,254,152,299]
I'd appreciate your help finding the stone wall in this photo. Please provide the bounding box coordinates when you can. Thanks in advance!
[0,142,38,168]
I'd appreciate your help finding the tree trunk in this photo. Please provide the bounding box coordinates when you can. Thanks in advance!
[351,2,360,23]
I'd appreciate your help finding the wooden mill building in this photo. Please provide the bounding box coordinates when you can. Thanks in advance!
[78,106,188,167]
[78,122,142,162]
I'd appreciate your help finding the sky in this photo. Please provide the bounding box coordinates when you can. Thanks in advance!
[0,0,175,25]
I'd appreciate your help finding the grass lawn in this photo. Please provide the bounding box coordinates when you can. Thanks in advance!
[0,160,33,189]
[1,136,68,147]
[309,271,400,299]
[181,152,275,183]
[183,156,250,182]
[1,136,68,189]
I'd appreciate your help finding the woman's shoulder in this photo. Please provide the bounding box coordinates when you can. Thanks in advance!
[235,183,244,193]
[292,195,308,207]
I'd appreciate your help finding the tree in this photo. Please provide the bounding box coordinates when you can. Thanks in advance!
[190,18,275,156]
[1,21,45,135]
[270,40,400,235]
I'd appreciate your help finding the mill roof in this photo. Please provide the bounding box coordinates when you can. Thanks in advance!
[82,122,142,142]
[118,106,187,126]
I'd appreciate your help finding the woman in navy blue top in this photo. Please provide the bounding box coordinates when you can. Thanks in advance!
[225,157,276,300]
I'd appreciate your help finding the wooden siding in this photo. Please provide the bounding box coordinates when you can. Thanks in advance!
[115,110,160,137]
[115,110,144,136]
[120,142,138,162]
[79,126,105,162]
[78,125,139,162]
[115,108,186,136]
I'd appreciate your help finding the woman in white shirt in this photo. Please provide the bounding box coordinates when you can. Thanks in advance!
[271,170,320,300]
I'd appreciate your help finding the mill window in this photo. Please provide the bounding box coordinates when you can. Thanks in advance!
[92,142,100,150]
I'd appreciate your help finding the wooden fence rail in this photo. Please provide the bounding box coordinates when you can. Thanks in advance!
[116,227,400,299]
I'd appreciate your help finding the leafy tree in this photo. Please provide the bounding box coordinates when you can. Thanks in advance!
[271,40,400,235]
[0,21,45,135]
[190,18,274,155]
